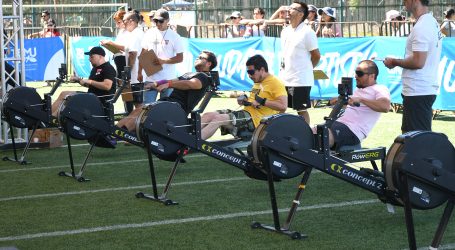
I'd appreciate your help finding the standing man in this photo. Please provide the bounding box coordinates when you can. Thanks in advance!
[40,10,55,29]
[201,54,287,140]
[52,47,116,116]
[100,10,143,111]
[280,1,320,124]
[384,0,442,133]
[139,9,184,104]
[122,11,144,108]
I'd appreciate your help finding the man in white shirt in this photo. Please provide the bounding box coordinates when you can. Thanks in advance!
[120,11,144,108]
[384,0,443,133]
[139,9,184,104]
[279,1,320,124]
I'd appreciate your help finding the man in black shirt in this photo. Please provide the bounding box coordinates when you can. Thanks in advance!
[116,50,217,131]
[51,46,116,116]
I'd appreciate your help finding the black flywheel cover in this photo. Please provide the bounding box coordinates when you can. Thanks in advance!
[57,93,107,140]
[250,114,314,179]
[137,101,188,161]
[1,86,44,128]
[384,131,455,209]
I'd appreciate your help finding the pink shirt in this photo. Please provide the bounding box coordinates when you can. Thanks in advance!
[337,84,390,141]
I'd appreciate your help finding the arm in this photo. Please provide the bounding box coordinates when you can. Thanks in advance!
[269,6,287,20]
[146,77,202,92]
[252,95,287,112]
[71,75,113,91]
[157,52,183,65]
[100,40,125,52]
[310,49,321,68]
[349,96,391,113]
[384,51,428,70]
[128,51,137,68]
[440,22,448,37]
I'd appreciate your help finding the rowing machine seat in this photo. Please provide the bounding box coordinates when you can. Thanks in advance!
[136,101,189,161]
[384,131,455,209]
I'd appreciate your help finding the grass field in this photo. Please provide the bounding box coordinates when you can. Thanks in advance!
[1,85,455,249]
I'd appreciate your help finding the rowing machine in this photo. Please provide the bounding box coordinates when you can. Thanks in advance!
[132,78,385,239]
[248,87,455,247]
[56,66,137,182]
[55,70,220,183]
[1,64,67,164]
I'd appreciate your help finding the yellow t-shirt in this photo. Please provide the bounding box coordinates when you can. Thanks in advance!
[244,74,287,127]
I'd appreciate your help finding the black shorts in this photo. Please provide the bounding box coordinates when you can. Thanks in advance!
[402,94,436,133]
[286,86,311,111]
[217,109,255,138]
[330,121,360,150]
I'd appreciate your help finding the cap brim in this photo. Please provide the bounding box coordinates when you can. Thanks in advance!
[84,52,90,55]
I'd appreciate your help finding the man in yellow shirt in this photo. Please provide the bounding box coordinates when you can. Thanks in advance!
[201,54,288,140]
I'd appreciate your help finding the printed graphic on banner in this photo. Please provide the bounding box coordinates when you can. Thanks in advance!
[70,36,115,78]
[185,37,271,90]
[22,37,64,81]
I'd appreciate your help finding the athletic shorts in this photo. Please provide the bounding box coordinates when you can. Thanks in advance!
[401,94,436,133]
[286,86,311,111]
[217,109,255,138]
[330,121,360,150]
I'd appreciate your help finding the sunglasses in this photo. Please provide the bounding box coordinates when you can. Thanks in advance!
[41,15,47,18]
[289,7,303,13]
[197,56,208,60]
[153,19,165,24]
[355,70,371,77]
[247,69,257,75]
[230,17,239,20]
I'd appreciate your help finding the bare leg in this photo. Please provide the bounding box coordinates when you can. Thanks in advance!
[116,107,143,132]
[201,113,232,140]
[52,91,75,117]
[298,109,310,124]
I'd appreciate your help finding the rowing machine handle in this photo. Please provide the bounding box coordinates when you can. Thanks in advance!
[110,66,130,103]
[48,63,67,96]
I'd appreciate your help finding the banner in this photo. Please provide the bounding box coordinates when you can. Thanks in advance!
[21,37,64,81]
[70,36,115,78]
[181,37,455,110]
[62,36,455,110]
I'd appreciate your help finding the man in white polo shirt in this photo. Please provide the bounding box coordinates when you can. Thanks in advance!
[384,0,442,133]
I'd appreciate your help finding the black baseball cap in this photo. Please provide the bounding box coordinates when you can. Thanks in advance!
[84,46,106,57]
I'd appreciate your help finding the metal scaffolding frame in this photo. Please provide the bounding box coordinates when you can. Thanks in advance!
[1,0,27,148]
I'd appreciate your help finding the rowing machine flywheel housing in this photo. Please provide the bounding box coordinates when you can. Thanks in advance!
[1,86,45,128]
[250,114,315,179]
[57,93,109,140]
[136,101,189,161]
[384,131,455,209]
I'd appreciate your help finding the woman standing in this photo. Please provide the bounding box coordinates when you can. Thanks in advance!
[441,9,455,37]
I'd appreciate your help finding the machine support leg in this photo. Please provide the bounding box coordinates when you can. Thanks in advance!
[9,125,18,161]
[16,124,40,164]
[399,173,417,250]
[135,135,180,205]
[162,150,185,197]
[250,150,306,240]
[283,168,312,231]
[430,199,454,249]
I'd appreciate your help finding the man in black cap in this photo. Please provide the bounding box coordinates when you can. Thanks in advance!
[51,47,116,116]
